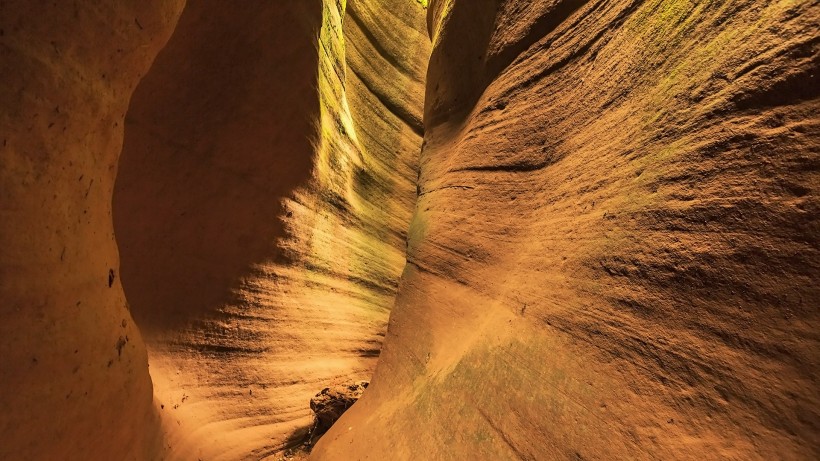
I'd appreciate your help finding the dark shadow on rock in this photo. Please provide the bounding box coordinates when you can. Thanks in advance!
[114,0,322,332]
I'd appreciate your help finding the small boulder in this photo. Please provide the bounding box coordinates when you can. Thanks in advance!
[309,381,368,437]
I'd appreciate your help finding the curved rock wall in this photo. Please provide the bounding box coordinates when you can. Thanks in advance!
[113,0,428,459]
[4,0,817,459]
[0,1,184,459]
[314,0,820,459]
[1,0,428,459]
[114,0,322,334]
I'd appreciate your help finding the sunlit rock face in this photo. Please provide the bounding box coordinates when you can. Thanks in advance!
[1,0,428,459]
[2,0,818,459]
[314,0,820,459]
[0,1,184,460]
[113,0,428,459]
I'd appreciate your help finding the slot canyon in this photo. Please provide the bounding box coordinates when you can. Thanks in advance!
[0,0,817,460]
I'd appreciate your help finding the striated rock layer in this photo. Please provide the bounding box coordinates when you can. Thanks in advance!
[3,0,818,459]
[314,0,820,460]
[1,0,428,460]
[113,0,429,459]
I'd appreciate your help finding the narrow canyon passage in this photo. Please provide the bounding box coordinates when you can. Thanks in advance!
[1,1,818,460]
[2,0,429,459]
[315,1,820,459]
[114,0,430,459]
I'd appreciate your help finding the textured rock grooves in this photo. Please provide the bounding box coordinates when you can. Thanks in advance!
[314,0,820,459]
[114,0,429,459]
[1,0,428,460]
[2,0,818,460]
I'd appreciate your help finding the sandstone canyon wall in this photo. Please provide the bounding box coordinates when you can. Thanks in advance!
[0,1,185,459]
[2,0,428,459]
[112,0,428,459]
[314,0,819,459]
[1,0,818,460]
